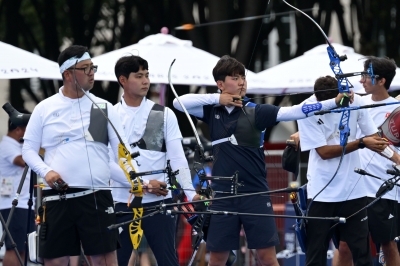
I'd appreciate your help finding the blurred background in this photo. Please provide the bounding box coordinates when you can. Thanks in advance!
[0,0,399,265]
[1,0,399,140]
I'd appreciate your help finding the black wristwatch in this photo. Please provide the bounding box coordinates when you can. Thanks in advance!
[358,137,366,149]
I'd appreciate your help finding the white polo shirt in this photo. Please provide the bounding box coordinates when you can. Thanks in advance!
[111,96,195,204]
[23,87,127,189]
[298,94,377,202]
[0,136,31,210]
[357,95,400,200]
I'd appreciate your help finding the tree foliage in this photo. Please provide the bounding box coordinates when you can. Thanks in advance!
[0,0,399,137]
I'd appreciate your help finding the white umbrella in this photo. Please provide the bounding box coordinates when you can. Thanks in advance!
[248,43,400,95]
[92,33,262,87]
[0,41,60,80]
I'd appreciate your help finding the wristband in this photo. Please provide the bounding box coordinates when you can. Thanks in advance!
[302,102,322,116]
[381,147,394,158]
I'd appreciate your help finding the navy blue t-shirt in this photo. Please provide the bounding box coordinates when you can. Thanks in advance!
[199,101,280,193]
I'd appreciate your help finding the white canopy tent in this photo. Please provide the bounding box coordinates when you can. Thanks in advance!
[248,43,400,95]
[0,41,60,80]
[92,33,264,88]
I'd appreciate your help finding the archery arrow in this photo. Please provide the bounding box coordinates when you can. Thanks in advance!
[175,9,314,30]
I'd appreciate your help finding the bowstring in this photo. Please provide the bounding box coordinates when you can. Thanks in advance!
[232,0,296,255]
[246,0,271,74]
[72,63,110,266]
[163,85,169,264]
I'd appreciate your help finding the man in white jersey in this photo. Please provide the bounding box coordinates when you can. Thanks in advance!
[297,75,389,266]
[22,45,129,266]
[0,116,35,266]
[111,55,199,266]
[325,57,400,266]
[356,57,400,265]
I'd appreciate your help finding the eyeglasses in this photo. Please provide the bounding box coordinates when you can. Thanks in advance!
[360,73,380,81]
[69,65,98,74]
[360,73,370,81]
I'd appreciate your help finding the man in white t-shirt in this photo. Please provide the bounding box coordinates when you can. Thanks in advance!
[22,45,129,266]
[297,76,390,266]
[111,55,199,266]
[356,57,400,265]
[0,117,34,266]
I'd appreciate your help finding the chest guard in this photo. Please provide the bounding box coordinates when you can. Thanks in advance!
[131,104,166,152]
[212,104,263,148]
[234,105,263,148]
[87,103,109,146]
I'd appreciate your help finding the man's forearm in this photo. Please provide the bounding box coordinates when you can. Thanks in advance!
[173,94,219,117]
[315,140,360,160]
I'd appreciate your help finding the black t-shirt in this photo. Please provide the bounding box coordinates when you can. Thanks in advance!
[199,101,280,193]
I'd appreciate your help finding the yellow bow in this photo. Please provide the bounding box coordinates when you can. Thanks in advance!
[117,143,143,249]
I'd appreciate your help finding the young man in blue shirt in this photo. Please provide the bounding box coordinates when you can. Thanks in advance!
[173,55,351,266]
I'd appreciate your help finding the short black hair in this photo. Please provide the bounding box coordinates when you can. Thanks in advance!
[212,55,245,82]
[114,55,149,87]
[58,45,90,79]
[314,76,339,101]
[363,56,397,90]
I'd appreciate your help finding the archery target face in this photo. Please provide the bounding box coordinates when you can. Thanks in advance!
[380,106,400,146]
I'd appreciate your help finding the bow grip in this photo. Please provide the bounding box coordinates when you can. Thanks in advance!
[338,94,350,108]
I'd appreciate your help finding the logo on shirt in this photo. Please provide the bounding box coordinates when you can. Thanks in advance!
[215,114,220,119]
[388,213,394,219]
[95,103,106,109]
[266,202,271,207]
[105,207,114,214]
[317,118,324,125]
[385,112,391,118]
[360,216,368,222]
[53,112,60,117]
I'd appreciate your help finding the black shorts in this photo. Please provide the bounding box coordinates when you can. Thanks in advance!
[206,194,279,251]
[367,197,398,244]
[305,197,371,266]
[0,208,35,251]
[39,189,120,258]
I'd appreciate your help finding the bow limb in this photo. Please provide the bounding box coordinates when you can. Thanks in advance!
[168,60,214,185]
[168,60,205,155]
[283,0,351,146]
[281,1,354,215]
[168,60,213,256]
[80,89,143,249]
[128,194,143,249]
